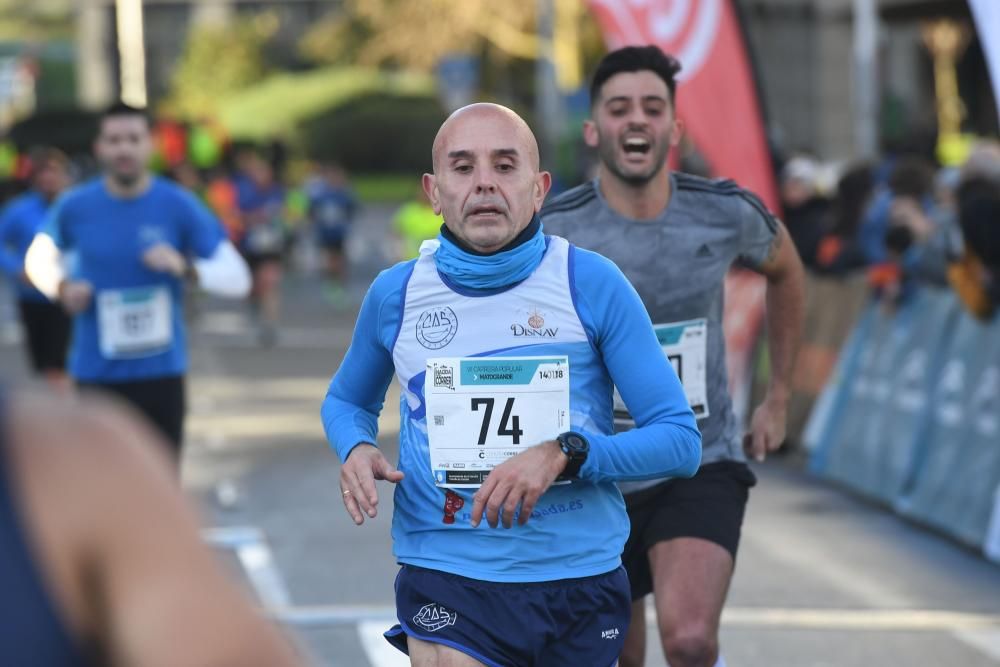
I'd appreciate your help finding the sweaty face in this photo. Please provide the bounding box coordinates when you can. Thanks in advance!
[586,71,679,186]
[96,115,152,185]
[424,109,550,253]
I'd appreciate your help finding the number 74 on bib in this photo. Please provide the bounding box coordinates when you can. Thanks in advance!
[424,356,570,488]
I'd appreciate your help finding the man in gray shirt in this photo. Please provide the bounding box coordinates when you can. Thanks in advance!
[542,46,805,667]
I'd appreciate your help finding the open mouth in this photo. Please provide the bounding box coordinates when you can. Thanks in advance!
[469,205,504,217]
[622,137,651,155]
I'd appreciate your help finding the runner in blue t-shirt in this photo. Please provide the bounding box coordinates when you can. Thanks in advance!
[322,103,701,667]
[307,163,357,290]
[0,148,73,391]
[25,103,251,456]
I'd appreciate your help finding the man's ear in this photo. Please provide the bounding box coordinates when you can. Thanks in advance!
[533,171,553,212]
[422,173,441,214]
[583,120,599,149]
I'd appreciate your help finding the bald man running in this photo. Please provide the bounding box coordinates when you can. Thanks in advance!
[321,103,700,667]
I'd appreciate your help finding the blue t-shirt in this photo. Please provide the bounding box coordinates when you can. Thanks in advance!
[43,177,223,382]
[309,187,357,243]
[0,191,52,303]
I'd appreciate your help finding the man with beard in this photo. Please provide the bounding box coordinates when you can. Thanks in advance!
[323,102,701,666]
[25,103,250,457]
[542,46,805,667]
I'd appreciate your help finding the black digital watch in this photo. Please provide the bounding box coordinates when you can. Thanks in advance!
[556,431,589,481]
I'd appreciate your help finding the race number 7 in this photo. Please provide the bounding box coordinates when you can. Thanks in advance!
[471,397,523,445]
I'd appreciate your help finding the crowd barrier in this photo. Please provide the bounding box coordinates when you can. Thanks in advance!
[804,286,1000,563]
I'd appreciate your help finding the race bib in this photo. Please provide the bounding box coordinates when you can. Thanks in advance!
[246,223,284,253]
[97,286,173,359]
[425,356,570,488]
[614,318,709,420]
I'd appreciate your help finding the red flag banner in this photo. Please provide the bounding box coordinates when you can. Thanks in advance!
[587,0,779,212]
[587,0,777,424]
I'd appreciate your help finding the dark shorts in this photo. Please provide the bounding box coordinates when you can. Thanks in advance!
[18,300,71,372]
[622,461,757,600]
[244,253,283,272]
[77,375,185,455]
[386,565,630,667]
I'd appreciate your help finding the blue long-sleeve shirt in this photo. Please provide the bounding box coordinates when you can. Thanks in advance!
[0,192,51,303]
[322,234,699,581]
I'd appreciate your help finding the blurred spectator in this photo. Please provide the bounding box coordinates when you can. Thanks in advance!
[307,163,357,301]
[814,163,875,276]
[169,161,204,196]
[237,154,288,346]
[780,156,830,268]
[0,148,73,391]
[947,143,1000,320]
[859,155,937,266]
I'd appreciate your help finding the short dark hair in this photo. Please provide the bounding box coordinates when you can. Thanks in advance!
[100,101,151,128]
[590,45,682,107]
[28,146,70,172]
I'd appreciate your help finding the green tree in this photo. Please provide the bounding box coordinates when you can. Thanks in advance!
[161,15,274,119]
[0,0,72,41]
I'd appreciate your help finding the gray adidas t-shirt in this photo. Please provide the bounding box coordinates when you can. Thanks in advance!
[541,173,778,492]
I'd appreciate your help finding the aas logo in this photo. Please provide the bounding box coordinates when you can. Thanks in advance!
[416,307,458,350]
[413,603,458,632]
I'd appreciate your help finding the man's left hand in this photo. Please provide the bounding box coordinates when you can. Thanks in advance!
[142,244,188,278]
[743,395,788,463]
[470,441,568,529]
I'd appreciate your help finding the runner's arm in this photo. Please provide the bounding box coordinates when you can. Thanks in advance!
[24,233,66,300]
[322,263,412,462]
[570,248,701,482]
[735,193,805,409]
[0,205,23,278]
[24,198,71,299]
[192,239,251,297]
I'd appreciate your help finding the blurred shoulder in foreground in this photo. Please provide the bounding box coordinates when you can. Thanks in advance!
[1,387,303,666]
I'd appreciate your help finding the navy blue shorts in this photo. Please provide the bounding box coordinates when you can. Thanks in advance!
[385,565,630,667]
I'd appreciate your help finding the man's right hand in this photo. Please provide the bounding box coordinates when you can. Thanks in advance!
[340,443,404,525]
[59,281,94,314]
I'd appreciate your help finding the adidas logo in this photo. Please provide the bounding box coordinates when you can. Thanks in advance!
[696,244,713,258]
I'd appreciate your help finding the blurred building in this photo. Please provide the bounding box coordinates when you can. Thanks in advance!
[69,0,997,164]
[742,0,997,161]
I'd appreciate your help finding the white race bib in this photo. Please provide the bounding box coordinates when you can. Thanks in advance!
[614,318,709,420]
[425,356,570,488]
[97,286,173,359]
[246,224,284,253]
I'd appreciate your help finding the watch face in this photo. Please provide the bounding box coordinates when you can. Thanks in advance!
[566,435,585,451]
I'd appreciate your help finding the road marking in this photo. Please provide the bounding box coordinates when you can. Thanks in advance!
[203,526,291,609]
[953,627,1000,662]
[717,607,1000,630]
[357,620,409,667]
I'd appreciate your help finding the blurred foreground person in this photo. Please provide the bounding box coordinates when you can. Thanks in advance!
[0,387,301,666]
[24,103,251,456]
[0,148,73,391]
